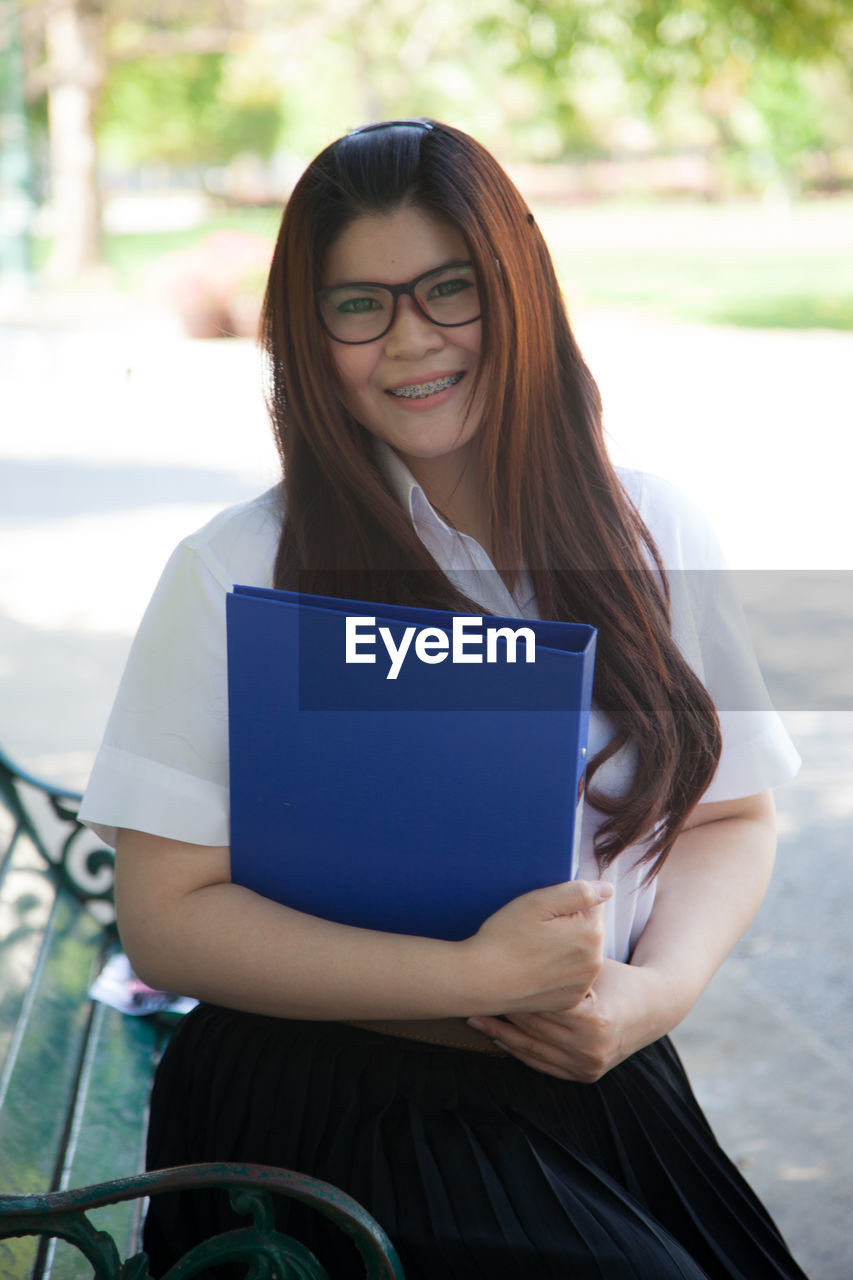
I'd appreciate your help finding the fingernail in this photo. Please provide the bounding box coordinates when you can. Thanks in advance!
[467,1018,488,1032]
[593,881,614,901]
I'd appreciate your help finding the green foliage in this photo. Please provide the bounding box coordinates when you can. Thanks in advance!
[97,52,283,167]
[22,0,853,182]
[745,57,841,158]
[477,0,853,171]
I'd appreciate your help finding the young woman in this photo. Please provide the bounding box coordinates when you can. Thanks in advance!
[81,120,806,1279]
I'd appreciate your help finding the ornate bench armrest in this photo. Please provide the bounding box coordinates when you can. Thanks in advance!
[0,1161,406,1279]
[0,745,116,921]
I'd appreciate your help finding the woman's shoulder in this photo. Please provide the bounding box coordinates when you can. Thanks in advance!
[176,484,285,592]
[614,466,724,572]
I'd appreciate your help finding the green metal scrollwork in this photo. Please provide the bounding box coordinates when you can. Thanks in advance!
[0,1163,406,1279]
[0,1205,125,1278]
[59,820,117,917]
[157,1186,330,1279]
[120,1255,153,1280]
[0,747,116,919]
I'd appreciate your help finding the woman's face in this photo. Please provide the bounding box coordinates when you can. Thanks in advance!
[321,205,484,485]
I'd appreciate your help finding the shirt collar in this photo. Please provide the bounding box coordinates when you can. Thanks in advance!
[374,439,461,544]
[373,439,538,617]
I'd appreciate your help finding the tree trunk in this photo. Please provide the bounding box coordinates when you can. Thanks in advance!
[45,0,104,281]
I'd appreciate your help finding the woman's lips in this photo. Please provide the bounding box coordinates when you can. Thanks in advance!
[385,372,465,400]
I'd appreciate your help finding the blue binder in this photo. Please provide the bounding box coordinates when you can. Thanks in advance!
[227,585,597,941]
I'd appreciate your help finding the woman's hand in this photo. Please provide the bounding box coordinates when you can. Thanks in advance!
[467,958,667,1081]
[463,879,613,1016]
[468,791,780,1081]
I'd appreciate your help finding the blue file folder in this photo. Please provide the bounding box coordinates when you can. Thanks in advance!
[227,585,597,941]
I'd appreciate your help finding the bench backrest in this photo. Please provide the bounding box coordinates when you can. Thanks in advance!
[0,749,406,1278]
[0,749,169,1276]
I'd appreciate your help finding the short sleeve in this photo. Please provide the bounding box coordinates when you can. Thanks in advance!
[79,543,230,848]
[621,470,801,803]
[79,490,281,849]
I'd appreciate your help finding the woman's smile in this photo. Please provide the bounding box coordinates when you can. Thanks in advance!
[385,370,466,400]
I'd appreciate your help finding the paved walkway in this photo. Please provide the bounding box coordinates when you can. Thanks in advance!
[2,290,852,1277]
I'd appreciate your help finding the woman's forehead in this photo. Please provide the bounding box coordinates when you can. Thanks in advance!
[322,206,468,287]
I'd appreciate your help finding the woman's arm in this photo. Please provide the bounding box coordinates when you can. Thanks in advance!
[114,828,613,1022]
[466,790,777,1079]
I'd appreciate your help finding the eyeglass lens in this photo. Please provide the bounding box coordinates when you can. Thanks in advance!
[319,264,480,343]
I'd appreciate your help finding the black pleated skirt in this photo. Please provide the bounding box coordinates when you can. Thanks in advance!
[143,1005,809,1280]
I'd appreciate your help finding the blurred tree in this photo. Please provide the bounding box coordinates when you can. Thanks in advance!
[266,0,853,180]
[18,0,254,280]
[490,0,853,180]
[26,0,105,279]
[251,0,518,155]
[98,52,282,168]
[13,0,853,282]
[0,2,36,282]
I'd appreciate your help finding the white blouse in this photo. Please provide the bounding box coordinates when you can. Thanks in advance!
[80,449,800,962]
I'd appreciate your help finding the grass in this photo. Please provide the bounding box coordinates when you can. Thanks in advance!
[551,246,853,330]
[541,196,853,331]
[31,206,282,291]
[31,196,853,331]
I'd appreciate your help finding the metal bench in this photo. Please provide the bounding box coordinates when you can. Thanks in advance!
[0,746,405,1278]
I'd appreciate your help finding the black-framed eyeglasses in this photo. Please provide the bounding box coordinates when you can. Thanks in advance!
[316,261,481,345]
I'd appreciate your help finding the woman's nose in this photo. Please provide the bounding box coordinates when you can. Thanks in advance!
[383,294,444,358]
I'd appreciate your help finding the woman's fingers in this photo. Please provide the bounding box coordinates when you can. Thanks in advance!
[526,878,614,918]
[467,1012,581,1077]
[469,961,650,1083]
[466,879,611,1013]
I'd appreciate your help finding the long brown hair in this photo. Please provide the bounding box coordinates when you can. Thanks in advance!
[260,120,721,878]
